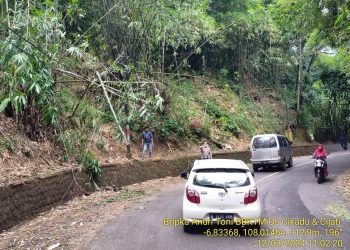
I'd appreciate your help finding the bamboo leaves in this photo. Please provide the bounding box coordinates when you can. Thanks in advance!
[11,53,28,65]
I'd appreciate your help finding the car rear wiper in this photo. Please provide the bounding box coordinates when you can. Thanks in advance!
[200,184,228,193]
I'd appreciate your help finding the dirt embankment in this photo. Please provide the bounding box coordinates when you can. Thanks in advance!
[0,114,251,187]
[0,114,74,187]
[0,110,314,188]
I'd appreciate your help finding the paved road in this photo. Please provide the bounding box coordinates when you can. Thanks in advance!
[87,146,350,250]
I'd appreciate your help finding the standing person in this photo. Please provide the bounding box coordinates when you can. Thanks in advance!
[141,126,153,160]
[200,140,212,159]
[284,125,293,144]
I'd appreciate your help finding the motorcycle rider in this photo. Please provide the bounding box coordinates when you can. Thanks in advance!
[340,133,348,149]
[312,144,328,177]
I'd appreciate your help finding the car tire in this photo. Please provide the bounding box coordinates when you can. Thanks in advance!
[287,157,293,168]
[253,164,259,172]
[280,159,286,171]
[248,223,261,231]
[183,224,193,233]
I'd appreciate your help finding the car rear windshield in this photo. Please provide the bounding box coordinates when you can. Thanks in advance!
[193,169,251,188]
[252,136,277,149]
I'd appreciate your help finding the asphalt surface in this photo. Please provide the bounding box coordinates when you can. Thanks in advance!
[87,145,350,250]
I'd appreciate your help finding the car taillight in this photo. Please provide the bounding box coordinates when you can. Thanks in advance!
[186,186,200,204]
[244,186,258,205]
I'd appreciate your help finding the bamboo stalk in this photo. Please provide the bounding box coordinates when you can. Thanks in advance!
[5,0,10,28]
[26,0,30,39]
[96,71,127,143]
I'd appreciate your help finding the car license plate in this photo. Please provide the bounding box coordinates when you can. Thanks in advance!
[209,213,235,220]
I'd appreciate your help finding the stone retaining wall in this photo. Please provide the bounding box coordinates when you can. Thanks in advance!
[0,145,317,231]
[0,168,91,231]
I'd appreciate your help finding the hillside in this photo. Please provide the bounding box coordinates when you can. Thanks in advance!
[0,74,310,186]
[1,0,348,186]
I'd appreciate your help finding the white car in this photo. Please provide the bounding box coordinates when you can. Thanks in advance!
[181,159,261,232]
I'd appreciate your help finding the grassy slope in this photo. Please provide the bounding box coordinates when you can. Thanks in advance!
[0,74,307,184]
[163,75,287,150]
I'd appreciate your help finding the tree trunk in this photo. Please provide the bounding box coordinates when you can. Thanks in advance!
[296,37,305,115]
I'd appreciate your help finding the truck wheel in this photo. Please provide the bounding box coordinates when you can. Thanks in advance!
[253,164,259,172]
[280,159,286,171]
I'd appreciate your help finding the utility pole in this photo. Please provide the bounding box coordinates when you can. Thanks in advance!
[124,103,132,159]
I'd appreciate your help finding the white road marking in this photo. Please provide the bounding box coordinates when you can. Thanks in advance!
[294,160,314,168]
[256,172,280,183]
[256,152,350,184]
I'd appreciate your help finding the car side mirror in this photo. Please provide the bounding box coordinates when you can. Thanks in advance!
[251,172,255,178]
[181,171,189,179]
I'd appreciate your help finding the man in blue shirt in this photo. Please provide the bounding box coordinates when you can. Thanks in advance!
[141,126,153,160]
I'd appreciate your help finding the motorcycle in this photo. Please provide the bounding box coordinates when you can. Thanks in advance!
[312,154,329,184]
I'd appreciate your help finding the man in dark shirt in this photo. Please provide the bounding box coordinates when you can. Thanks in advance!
[141,126,153,160]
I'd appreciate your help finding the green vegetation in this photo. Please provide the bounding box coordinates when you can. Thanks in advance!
[0,0,349,166]
[0,136,17,154]
[78,151,103,181]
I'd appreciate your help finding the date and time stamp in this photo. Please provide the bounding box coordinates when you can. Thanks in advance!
[203,228,343,248]
[163,217,345,248]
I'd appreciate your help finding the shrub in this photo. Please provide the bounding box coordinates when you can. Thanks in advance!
[157,116,187,139]
[78,151,102,181]
[298,107,318,134]
[203,101,241,135]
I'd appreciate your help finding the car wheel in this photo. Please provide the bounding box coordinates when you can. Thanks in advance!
[183,224,193,233]
[253,164,259,172]
[246,223,260,231]
[280,159,286,171]
[249,223,261,231]
[287,157,293,168]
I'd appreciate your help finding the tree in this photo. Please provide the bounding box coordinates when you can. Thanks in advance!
[0,0,65,139]
[271,0,322,115]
